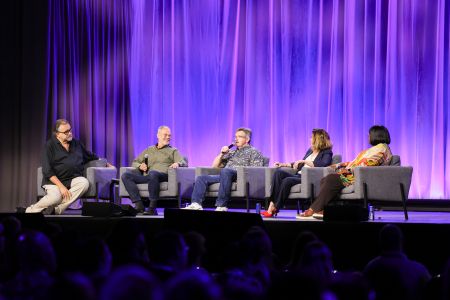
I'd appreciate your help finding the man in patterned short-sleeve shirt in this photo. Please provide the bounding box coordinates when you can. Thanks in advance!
[184,127,264,211]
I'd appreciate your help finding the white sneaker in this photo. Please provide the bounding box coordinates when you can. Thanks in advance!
[183,203,203,210]
[215,206,228,212]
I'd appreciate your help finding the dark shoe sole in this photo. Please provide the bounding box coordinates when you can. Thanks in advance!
[143,209,158,216]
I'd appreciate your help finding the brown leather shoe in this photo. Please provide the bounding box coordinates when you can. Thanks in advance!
[296,208,314,218]
[312,211,324,219]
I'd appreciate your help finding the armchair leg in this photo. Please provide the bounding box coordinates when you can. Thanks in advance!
[400,183,409,220]
[363,183,368,209]
[363,183,374,220]
[264,197,269,210]
[310,184,315,208]
[296,200,300,215]
[95,183,99,202]
[246,182,250,213]
[177,182,182,208]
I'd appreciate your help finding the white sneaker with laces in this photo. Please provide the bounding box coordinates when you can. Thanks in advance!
[215,206,228,212]
[183,203,203,210]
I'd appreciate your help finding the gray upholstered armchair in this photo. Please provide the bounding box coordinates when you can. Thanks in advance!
[263,155,342,213]
[119,162,195,208]
[323,155,413,220]
[195,156,270,212]
[37,158,117,202]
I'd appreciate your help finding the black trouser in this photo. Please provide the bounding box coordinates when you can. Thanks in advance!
[271,169,301,210]
[310,174,345,212]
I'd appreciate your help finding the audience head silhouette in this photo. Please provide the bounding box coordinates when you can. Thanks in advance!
[379,224,403,253]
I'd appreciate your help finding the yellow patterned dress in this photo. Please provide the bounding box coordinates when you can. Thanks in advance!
[331,143,393,187]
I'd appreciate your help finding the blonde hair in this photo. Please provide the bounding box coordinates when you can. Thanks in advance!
[311,129,332,151]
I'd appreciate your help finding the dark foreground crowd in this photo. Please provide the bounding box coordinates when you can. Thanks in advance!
[0,216,449,300]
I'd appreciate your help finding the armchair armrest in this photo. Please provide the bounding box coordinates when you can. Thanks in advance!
[176,167,196,198]
[119,167,137,197]
[353,166,413,201]
[167,168,178,195]
[301,167,328,198]
[264,167,296,198]
[85,166,117,198]
[244,167,267,199]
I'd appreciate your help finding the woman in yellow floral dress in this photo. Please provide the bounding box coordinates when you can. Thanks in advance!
[297,125,393,219]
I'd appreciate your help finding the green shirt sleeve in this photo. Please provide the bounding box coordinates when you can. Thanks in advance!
[131,148,149,169]
[173,149,188,167]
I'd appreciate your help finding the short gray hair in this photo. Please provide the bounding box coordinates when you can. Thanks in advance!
[236,127,252,142]
[157,125,170,134]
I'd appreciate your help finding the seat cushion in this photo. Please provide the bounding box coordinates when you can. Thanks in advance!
[290,184,301,193]
[341,185,354,194]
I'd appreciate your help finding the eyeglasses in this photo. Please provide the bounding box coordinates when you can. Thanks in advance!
[58,128,72,135]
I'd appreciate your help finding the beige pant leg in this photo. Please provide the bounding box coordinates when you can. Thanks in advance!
[26,185,62,213]
[54,177,89,214]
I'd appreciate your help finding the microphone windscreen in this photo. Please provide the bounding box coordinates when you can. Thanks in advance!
[228,143,235,149]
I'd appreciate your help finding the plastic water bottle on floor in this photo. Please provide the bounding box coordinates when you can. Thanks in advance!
[368,205,374,220]
[255,203,261,214]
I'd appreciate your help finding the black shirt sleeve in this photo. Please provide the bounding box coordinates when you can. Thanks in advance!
[81,142,99,163]
[41,142,55,179]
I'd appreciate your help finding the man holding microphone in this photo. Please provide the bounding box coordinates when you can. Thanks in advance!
[121,126,187,215]
[184,127,264,211]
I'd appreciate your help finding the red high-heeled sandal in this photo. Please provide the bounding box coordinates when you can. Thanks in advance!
[261,208,279,218]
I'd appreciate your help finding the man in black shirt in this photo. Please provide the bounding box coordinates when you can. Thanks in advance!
[26,119,110,214]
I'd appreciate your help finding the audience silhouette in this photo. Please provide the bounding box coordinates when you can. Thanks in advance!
[0,216,442,300]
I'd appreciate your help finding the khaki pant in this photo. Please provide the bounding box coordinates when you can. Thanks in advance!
[26,177,89,214]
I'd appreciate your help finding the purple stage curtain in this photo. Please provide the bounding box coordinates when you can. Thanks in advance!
[44,0,134,167]
[5,0,447,210]
[127,0,449,199]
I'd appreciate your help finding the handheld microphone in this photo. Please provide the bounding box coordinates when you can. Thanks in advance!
[143,154,149,175]
[228,143,235,149]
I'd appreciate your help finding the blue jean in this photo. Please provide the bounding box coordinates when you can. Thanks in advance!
[121,170,168,206]
[191,168,237,207]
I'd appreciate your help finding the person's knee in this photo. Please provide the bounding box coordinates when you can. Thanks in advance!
[322,174,339,185]
[121,172,133,182]
[79,177,90,192]
[220,168,236,179]
[221,168,234,175]
[196,175,208,185]
[147,172,160,182]
[273,169,284,179]
[46,192,63,204]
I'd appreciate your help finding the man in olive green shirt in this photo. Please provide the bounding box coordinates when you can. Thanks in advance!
[122,126,187,215]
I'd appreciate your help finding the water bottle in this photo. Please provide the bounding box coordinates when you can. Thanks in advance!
[368,205,374,220]
[255,203,261,214]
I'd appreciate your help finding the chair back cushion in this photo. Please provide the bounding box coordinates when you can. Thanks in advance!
[263,157,270,167]
[390,155,401,166]
[331,155,342,164]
